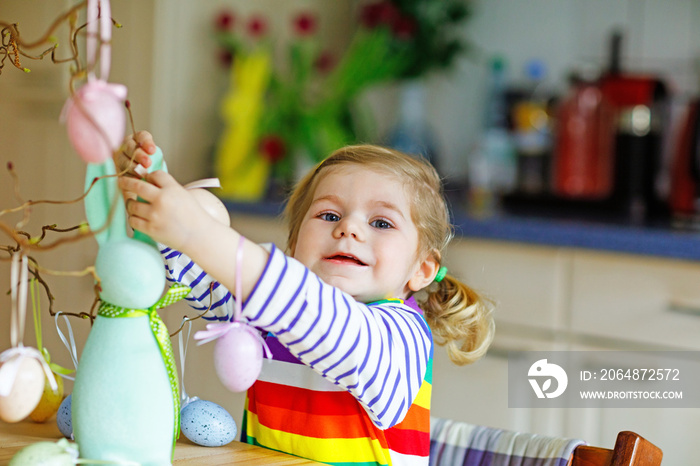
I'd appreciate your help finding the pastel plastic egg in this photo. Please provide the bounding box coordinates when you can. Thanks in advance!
[180,399,236,447]
[63,80,127,164]
[0,356,45,423]
[30,373,64,423]
[190,189,230,226]
[213,326,263,393]
[95,239,166,309]
[9,439,78,466]
[56,394,72,439]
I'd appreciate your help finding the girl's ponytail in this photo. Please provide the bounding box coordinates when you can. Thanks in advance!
[421,273,495,366]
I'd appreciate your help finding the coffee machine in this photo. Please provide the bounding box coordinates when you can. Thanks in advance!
[601,74,669,222]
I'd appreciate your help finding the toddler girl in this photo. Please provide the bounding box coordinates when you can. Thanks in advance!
[117,133,495,465]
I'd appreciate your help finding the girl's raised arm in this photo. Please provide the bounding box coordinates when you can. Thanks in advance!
[118,171,269,302]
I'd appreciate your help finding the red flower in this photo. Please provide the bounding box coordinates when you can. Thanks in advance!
[259,135,286,163]
[214,10,235,31]
[392,15,417,40]
[360,1,400,29]
[314,51,336,73]
[217,49,234,67]
[247,15,267,38]
[293,12,317,36]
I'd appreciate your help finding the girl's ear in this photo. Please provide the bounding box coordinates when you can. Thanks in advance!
[408,251,440,292]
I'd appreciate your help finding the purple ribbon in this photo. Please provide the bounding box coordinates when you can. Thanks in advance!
[192,235,271,359]
[193,321,271,359]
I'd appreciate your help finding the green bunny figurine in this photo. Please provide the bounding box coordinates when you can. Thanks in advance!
[73,149,183,465]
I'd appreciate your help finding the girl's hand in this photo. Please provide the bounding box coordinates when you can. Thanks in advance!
[116,131,158,177]
[121,171,270,302]
[118,170,215,253]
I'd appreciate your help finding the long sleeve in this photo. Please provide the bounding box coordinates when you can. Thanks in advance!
[160,242,432,429]
[241,244,432,429]
[160,245,233,321]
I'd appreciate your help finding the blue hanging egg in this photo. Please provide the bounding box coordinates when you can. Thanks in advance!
[180,399,236,447]
[56,394,72,439]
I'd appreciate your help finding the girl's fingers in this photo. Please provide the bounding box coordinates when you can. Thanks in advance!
[125,197,151,220]
[133,131,157,155]
[126,210,148,233]
[118,176,160,202]
[145,169,177,188]
[118,132,156,170]
[133,131,154,147]
[117,145,147,173]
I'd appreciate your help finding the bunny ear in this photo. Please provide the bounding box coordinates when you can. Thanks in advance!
[84,159,128,246]
[132,146,167,246]
[147,146,166,174]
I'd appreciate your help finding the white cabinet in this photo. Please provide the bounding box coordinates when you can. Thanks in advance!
[430,237,700,465]
[570,251,700,350]
[443,239,573,332]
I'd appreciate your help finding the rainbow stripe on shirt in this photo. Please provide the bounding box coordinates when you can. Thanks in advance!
[242,334,433,466]
[161,244,434,465]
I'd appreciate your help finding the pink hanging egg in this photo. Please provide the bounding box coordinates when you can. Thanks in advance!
[0,355,45,423]
[62,80,128,164]
[213,325,263,393]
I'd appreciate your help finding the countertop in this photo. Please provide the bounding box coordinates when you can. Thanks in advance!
[223,199,700,262]
[0,419,320,465]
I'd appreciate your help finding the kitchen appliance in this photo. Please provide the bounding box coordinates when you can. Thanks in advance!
[552,71,615,200]
[599,31,670,222]
[669,98,700,218]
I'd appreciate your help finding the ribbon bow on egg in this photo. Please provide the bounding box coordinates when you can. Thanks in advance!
[194,236,271,393]
[61,0,127,164]
[0,253,58,424]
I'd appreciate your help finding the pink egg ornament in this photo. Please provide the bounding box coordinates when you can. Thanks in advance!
[62,80,127,164]
[213,325,263,393]
[0,355,45,423]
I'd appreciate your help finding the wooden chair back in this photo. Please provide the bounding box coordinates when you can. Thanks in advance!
[571,430,663,466]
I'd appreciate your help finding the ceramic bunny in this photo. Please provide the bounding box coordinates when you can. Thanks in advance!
[66,2,181,463]
[72,150,179,465]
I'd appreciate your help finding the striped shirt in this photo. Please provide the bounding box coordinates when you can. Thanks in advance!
[161,245,232,320]
[161,243,433,465]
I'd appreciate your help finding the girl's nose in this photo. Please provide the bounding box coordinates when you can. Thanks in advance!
[333,217,363,241]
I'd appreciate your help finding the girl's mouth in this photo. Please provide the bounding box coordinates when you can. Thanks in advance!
[325,254,367,266]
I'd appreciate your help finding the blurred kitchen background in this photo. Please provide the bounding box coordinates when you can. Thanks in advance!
[2,0,700,464]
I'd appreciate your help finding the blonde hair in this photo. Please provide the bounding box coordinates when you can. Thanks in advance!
[284,144,495,365]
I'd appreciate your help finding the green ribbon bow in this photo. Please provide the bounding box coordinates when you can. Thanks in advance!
[97,284,191,456]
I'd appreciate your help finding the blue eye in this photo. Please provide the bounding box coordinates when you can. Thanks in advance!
[371,218,393,229]
[319,212,340,222]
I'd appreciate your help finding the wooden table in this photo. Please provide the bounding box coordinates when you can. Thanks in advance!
[0,420,320,465]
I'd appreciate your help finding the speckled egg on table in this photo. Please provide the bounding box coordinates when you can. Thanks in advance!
[56,394,72,438]
[180,399,236,447]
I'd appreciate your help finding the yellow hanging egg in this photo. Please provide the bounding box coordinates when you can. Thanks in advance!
[29,372,64,423]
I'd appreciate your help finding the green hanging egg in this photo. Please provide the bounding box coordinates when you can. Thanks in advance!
[9,439,77,466]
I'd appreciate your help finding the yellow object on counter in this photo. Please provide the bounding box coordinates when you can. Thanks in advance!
[215,49,273,201]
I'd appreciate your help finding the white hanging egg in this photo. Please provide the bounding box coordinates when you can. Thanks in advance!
[190,189,230,226]
[0,355,45,423]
